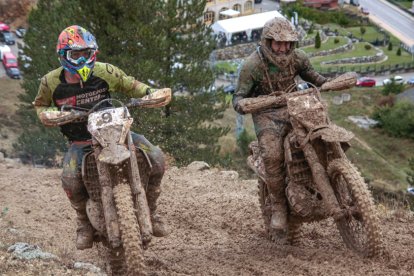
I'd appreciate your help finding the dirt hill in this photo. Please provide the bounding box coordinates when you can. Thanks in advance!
[0,162,413,275]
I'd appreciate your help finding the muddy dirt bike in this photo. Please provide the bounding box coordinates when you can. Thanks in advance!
[238,73,382,257]
[44,89,171,275]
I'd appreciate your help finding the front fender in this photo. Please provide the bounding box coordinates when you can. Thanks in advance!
[310,124,354,143]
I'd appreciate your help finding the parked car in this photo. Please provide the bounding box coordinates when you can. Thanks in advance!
[0,31,15,45]
[356,77,376,87]
[223,84,236,94]
[407,77,414,85]
[297,82,310,90]
[0,44,11,60]
[6,67,21,79]
[15,26,26,38]
[0,22,10,32]
[383,75,404,85]
[360,6,369,15]
[2,52,18,69]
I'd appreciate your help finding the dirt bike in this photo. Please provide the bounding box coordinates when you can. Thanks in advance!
[238,73,382,257]
[45,89,171,275]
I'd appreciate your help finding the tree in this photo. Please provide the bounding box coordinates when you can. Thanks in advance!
[315,31,321,49]
[360,26,366,38]
[372,101,414,139]
[15,0,84,165]
[17,0,229,166]
[396,47,401,56]
[388,41,393,51]
[79,0,229,166]
[381,80,404,95]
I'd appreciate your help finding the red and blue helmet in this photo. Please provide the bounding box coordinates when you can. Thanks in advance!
[56,25,98,82]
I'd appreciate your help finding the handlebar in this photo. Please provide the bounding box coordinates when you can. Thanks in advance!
[237,72,357,114]
[44,89,172,126]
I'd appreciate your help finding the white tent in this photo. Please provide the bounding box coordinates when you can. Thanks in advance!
[211,10,285,45]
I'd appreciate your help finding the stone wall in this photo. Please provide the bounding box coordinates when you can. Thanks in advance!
[321,50,385,65]
[214,43,257,60]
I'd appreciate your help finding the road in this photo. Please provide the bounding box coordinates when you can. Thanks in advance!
[255,0,280,13]
[359,0,414,47]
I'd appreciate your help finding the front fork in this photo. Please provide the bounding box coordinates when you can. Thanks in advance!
[300,139,345,220]
[93,133,153,248]
[94,145,122,248]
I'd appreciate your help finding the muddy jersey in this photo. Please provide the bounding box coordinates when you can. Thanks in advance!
[233,48,326,114]
[33,62,151,141]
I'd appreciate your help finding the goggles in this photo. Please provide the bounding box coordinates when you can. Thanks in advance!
[66,49,96,65]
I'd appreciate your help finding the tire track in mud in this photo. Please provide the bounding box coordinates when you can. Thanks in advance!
[0,163,413,275]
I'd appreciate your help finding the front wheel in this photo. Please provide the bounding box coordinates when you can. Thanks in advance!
[328,159,382,257]
[113,183,146,275]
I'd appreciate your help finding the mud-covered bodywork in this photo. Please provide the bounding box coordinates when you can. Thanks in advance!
[87,107,133,165]
[246,73,382,257]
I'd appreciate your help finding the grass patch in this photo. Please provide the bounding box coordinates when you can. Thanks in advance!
[323,88,414,191]
[311,42,378,64]
[214,61,239,74]
[302,36,348,54]
[323,24,350,36]
[346,26,382,42]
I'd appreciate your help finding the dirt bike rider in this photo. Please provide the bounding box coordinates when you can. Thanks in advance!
[33,25,169,250]
[233,17,328,234]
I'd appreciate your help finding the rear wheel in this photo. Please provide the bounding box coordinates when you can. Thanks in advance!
[328,159,382,257]
[113,183,146,275]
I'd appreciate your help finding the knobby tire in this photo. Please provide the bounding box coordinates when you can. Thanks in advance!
[113,183,146,275]
[328,158,382,257]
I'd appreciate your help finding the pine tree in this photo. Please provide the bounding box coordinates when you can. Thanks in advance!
[396,48,401,56]
[15,0,84,165]
[315,31,321,49]
[17,0,229,166]
[388,42,393,51]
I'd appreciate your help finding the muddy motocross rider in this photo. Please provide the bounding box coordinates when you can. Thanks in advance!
[233,18,327,234]
[33,25,168,250]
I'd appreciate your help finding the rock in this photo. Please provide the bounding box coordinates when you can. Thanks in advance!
[4,158,21,168]
[186,161,210,171]
[74,262,106,275]
[7,242,58,260]
[220,170,239,180]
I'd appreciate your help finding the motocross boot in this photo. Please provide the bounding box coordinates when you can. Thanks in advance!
[71,200,94,250]
[267,174,288,232]
[147,179,169,237]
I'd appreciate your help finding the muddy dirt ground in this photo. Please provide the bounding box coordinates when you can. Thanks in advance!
[0,163,413,275]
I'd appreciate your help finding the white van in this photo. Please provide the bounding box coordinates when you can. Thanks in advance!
[0,45,11,60]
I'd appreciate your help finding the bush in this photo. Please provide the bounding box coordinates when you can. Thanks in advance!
[364,44,372,50]
[397,48,401,56]
[334,38,340,44]
[315,31,321,49]
[372,101,414,139]
[308,24,314,34]
[381,81,405,95]
[388,42,393,51]
[360,26,366,36]
[282,2,357,27]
